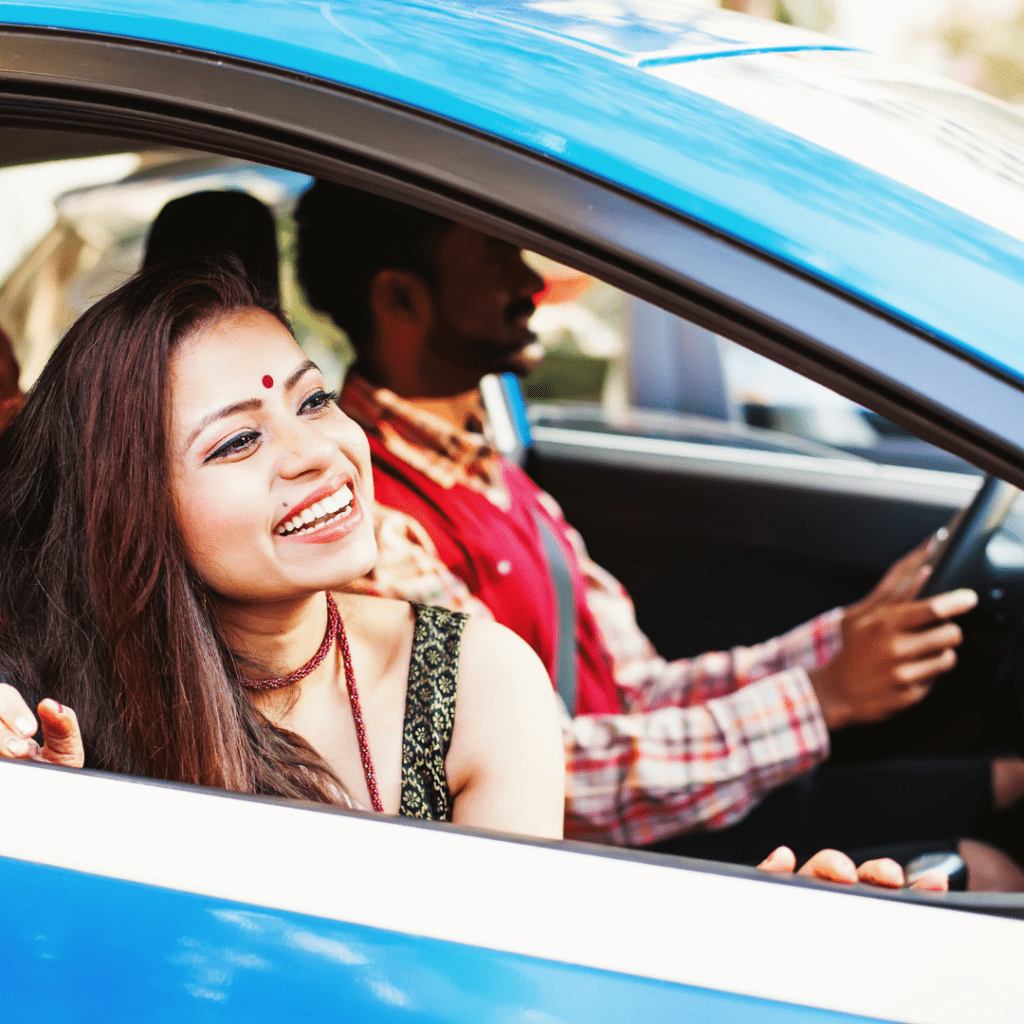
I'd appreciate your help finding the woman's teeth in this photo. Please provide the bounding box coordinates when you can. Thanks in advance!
[277,484,354,535]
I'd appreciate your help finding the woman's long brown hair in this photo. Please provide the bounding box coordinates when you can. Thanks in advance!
[0,259,347,803]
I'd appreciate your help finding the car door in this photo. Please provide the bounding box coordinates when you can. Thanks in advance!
[2,8,1024,1022]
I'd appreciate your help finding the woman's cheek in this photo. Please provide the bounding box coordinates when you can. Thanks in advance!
[178,475,264,585]
[340,418,374,505]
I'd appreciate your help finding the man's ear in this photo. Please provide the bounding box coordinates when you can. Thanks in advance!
[369,269,433,336]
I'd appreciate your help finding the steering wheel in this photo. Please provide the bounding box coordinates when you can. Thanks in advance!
[919,474,1024,753]
[832,475,1024,762]
[920,475,1020,599]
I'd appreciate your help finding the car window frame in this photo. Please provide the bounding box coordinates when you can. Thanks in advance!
[2,26,1024,485]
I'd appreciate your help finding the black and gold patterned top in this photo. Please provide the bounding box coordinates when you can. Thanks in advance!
[398,603,467,821]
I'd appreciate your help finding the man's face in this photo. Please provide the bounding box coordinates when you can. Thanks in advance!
[425,225,545,378]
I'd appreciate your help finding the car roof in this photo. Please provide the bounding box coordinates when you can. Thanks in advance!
[4,0,1024,385]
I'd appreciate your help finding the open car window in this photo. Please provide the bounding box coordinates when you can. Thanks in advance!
[0,151,349,391]
[5,141,1024,912]
[519,251,980,475]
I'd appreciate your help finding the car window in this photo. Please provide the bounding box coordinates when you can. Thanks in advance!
[519,251,980,474]
[4,143,1018,895]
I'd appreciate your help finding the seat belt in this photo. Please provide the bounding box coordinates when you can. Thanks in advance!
[531,511,578,715]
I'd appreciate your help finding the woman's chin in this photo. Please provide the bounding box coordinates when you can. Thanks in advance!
[283,532,378,594]
[205,527,378,604]
[326,541,379,591]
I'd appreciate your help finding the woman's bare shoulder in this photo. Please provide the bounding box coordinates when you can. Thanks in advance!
[459,616,547,677]
[446,616,565,838]
[454,616,559,727]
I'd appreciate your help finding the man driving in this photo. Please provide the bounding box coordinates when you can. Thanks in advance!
[295,180,1023,882]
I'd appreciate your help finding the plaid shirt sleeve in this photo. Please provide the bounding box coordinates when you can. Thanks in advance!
[355,498,842,849]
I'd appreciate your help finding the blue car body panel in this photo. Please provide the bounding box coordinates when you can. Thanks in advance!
[1,856,886,1024]
[3,1,1024,384]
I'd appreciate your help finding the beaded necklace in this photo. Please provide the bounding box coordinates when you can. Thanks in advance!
[237,593,383,812]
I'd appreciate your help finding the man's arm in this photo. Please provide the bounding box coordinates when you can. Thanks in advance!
[561,665,829,846]
[566,511,977,730]
[554,502,843,712]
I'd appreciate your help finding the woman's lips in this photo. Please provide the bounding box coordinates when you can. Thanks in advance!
[275,480,353,535]
[281,491,364,546]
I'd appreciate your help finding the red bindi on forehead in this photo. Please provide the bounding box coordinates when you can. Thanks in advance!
[262,375,274,389]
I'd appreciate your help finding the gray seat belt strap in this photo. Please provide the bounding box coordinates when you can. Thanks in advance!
[532,511,578,714]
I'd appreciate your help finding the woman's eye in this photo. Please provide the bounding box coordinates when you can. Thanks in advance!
[205,430,260,463]
[299,389,337,415]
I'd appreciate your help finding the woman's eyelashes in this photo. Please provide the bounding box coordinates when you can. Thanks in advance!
[205,429,260,463]
[202,390,339,463]
[298,388,338,415]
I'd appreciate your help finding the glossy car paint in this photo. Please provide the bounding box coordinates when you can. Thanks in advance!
[5,862,882,1024]
[3,0,1024,384]
[4,760,1020,1023]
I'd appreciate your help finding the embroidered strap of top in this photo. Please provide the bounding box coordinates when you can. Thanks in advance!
[399,603,467,821]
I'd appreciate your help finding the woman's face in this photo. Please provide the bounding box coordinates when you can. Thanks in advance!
[169,309,377,604]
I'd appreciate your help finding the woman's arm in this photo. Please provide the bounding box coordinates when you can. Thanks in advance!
[445,618,565,839]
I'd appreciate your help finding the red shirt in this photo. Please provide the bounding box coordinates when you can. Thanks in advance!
[369,432,623,715]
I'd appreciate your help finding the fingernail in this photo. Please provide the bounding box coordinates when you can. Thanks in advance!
[14,716,34,738]
[934,589,977,615]
[5,736,28,755]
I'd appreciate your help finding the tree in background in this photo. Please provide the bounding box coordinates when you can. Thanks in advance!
[720,0,834,33]
[936,3,1024,104]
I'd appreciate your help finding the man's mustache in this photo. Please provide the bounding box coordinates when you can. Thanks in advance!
[505,298,537,322]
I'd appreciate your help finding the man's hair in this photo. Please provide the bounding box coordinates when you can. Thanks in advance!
[295,180,455,354]
[144,190,281,311]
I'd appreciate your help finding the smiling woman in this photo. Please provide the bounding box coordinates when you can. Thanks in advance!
[0,257,565,838]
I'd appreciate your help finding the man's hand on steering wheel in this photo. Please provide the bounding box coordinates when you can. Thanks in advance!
[808,536,978,731]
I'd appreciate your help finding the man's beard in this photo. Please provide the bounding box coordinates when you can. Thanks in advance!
[444,298,543,377]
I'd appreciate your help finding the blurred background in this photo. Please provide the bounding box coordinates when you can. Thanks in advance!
[6,0,1024,287]
[722,0,1024,109]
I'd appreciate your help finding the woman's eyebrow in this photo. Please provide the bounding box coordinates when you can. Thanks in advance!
[285,360,318,392]
[187,398,262,448]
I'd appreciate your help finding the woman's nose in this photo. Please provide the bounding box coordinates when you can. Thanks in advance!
[276,417,336,479]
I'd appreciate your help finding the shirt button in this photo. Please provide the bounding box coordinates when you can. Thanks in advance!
[497,560,512,575]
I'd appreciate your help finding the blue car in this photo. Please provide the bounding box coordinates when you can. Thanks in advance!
[2,2,1024,1021]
